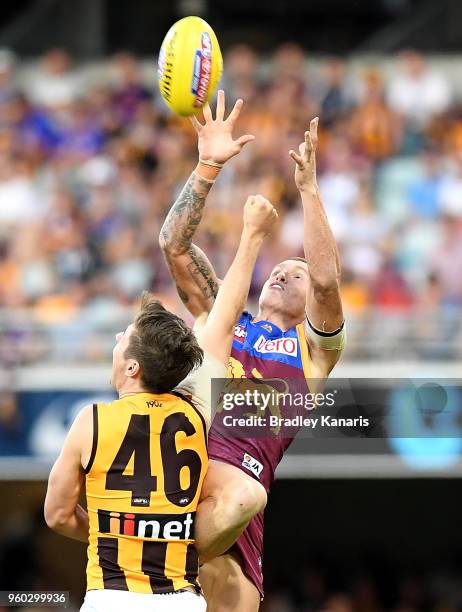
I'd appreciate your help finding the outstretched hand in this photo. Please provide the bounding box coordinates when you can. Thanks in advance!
[190,90,255,165]
[289,117,319,192]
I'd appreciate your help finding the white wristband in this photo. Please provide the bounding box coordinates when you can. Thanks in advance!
[199,158,224,169]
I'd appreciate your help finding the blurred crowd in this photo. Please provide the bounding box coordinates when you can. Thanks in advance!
[262,562,462,612]
[1,45,462,362]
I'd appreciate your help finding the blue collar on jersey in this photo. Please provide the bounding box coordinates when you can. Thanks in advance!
[245,311,297,337]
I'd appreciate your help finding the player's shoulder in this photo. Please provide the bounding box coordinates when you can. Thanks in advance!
[72,404,97,472]
[239,310,253,326]
[233,311,254,342]
[179,350,227,391]
[175,350,227,430]
[73,403,94,429]
[65,403,95,463]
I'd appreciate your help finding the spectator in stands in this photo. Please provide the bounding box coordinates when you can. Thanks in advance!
[104,225,154,301]
[387,50,452,130]
[407,150,443,219]
[318,137,360,239]
[320,57,351,127]
[110,51,151,123]
[13,223,56,303]
[223,44,260,104]
[341,184,387,282]
[350,69,402,160]
[430,214,462,306]
[43,189,90,285]
[7,93,61,154]
[0,153,42,226]
[25,48,81,109]
[372,259,414,311]
[438,151,462,217]
[272,42,307,86]
[54,99,105,158]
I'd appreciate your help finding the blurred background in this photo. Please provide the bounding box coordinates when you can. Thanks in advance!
[1,0,462,610]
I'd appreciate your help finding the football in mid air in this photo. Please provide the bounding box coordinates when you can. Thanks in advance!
[158,16,223,116]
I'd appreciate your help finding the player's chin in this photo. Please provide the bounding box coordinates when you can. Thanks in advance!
[260,288,284,308]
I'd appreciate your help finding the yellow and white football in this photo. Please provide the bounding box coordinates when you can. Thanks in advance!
[157,16,223,116]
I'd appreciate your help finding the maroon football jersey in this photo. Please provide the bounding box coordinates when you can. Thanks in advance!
[208,311,312,492]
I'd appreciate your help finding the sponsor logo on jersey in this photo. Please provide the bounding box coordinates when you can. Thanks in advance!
[132,496,150,507]
[233,324,247,343]
[242,453,263,479]
[191,32,212,107]
[253,335,298,357]
[98,509,195,540]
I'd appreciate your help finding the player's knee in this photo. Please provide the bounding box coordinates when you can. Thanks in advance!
[239,479,267,519]
[223,478,267,525]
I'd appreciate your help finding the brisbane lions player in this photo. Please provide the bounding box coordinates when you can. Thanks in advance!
[160,91,345,611]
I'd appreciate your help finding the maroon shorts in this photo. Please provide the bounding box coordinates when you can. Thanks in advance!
[208,427,279,598]
[229,510,264,599]
[208,449,266,598]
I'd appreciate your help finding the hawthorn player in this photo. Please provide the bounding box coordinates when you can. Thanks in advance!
[160,91,345,611]
[44,195,277,612]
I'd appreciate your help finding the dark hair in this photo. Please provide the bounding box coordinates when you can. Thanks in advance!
[124,292,203,394]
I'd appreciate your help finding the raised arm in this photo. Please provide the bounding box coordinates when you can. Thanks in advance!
[159,90,255,318]
[196,195,278,365]
[289,118,345,376]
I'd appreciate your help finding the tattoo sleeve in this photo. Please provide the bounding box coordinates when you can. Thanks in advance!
[160,171,213,255]
[160,171,219,311]
[186,246,219,300]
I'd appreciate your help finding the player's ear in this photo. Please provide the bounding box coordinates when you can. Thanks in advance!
[124,359,140,378]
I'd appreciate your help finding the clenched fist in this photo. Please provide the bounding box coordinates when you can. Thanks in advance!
[243,194,278,238]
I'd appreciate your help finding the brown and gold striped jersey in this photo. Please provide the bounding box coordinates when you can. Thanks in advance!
[85,391,208,594]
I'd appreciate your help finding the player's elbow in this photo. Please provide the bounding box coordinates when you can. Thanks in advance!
[159,228,183,257]
[44,510,60,532]
[45,513,68,534]
[44,502,69,532]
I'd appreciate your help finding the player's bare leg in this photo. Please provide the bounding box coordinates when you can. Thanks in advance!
[195,460,267,563]
[200,553,261,612]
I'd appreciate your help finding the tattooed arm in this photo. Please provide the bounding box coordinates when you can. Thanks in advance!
[159,170,220,317]
[159,90,254,318]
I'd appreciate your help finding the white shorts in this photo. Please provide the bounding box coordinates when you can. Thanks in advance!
[80,589,206,612]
